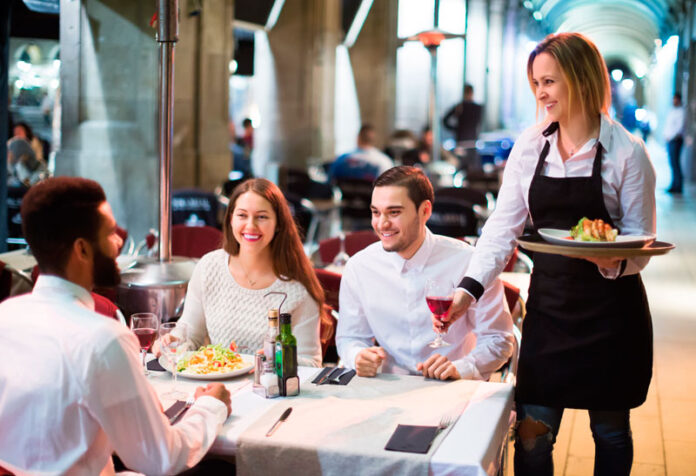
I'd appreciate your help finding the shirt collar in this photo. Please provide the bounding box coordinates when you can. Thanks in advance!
[33,274,95,311]
[536,114,612,156]
[387,228,435,274]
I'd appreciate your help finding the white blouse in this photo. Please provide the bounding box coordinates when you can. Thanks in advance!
[466,114,656,291]
[177,249,322,367]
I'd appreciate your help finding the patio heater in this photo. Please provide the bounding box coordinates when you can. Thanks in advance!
[406,0,464,164]
[116,0,197,323]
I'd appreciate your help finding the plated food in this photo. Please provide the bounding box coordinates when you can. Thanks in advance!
[159,344,254,380]
[570,217,618,242]
[538,228,655,249]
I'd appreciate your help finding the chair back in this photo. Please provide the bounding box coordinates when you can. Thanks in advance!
[435,186,491,208]
[284,168,333,200]
[0,262,13,302]
[172,189,220,228]
[6,184,29,247]
[335,178,374,223]
[92,292,122,322]
[318,230,379,265]
[314,268,342,362]
[427,199,478,238]
[171,225,223,259]
[284,192,318,244]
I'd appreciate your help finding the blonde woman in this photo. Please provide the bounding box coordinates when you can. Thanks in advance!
[441,33,655,475]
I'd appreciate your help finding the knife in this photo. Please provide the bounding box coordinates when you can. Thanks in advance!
[329,367,351,384]
[266,407,292,437]
[316,367,341,385]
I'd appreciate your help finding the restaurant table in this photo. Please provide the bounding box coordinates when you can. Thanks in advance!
[147,363,513,475]
[0,248,36,274]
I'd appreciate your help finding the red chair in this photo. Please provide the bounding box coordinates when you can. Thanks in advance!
[318,230,379,265]
[315,268,342,362]
[501,279,525,328]
[172,225,223,259]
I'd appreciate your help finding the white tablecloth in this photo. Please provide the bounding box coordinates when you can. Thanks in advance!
[147,364,513,475]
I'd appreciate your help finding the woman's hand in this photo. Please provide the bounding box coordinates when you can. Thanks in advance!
[564,255,623,269]
[151,333,174,357]
[434,290,473,332]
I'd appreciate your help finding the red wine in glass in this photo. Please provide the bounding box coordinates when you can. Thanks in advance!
[134,328,157,351]
[425,280,454,348]
[426,297,454,317]
[130,313,159,375]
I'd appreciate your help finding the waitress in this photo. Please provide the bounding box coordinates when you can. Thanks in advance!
[441,33,655,476]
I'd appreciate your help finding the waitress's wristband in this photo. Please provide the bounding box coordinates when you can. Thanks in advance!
[457,277,484,301]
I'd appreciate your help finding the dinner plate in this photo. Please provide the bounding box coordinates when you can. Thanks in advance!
[517,235,674,258]
[159,353,255,380]
[538,228,656,248]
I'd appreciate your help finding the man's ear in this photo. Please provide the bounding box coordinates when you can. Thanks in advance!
[72,237,93,264]
[420,199,433,222]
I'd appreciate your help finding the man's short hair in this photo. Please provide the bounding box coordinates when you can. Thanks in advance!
[21,177,107,274]
[374,166,434,210]
[242,118,252,128]
[674,92,682,102]
[464,83,474,96]
[358,124,376,146]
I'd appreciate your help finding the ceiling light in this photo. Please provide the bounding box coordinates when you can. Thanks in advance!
[533,11,542,21]
[611,69,623,82]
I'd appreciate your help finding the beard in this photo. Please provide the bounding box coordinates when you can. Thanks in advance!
[92,244,121,287]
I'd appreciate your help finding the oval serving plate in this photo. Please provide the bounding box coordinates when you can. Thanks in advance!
[159,352,254,380]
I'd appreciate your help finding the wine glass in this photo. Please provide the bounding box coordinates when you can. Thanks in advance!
[130,313,159,375]
[425,279,454,348]
[332,231,350,267]
[159,321,188,400]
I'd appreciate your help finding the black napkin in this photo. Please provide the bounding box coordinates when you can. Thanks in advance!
[384,424,439,454]
[147,359,166,372]
[311,367,356,385]
[164,400,190,424]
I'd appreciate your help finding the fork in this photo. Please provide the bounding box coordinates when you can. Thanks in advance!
[168,396,195,424]
[437,413,457,432]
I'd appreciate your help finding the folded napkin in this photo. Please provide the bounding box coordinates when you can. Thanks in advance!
[147,358,166,372]
[384,424,439,454]
[164,400,191,424]
[311,367,356,385]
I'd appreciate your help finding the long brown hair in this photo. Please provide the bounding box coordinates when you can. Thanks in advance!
[527,32,611,122]
[222,178,324,307]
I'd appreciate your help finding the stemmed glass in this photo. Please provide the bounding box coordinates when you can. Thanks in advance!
[159,321,188,400]
[332,231,350,267]
[130,313,159,375]
[425,279,454,348]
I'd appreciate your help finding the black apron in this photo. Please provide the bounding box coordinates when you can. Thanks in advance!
[516,122,653,410]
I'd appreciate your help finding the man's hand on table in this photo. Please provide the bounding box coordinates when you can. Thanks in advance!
[433,290,473,332]
[355,347,387,377]
[194,383,232,416]
[417,354,461,380]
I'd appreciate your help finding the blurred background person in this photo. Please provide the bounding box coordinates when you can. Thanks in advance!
[329,124,394,181]
[7,137,47,187]
[11,121,44,163]
[663,92,685,194]
[443,83,483,145]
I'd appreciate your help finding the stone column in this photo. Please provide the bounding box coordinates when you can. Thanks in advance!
[485,0,506,130]
[350,0,398,146]
[57,0,159,241]
[263,0,340,172]
[173,0,234,191]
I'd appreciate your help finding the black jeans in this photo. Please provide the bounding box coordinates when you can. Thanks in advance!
[514,403,633,476]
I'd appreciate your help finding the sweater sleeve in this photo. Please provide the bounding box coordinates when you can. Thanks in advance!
[290,288,322,368]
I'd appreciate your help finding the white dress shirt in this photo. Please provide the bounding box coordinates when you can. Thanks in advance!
[663,104,684,141]
[465,114,656,291]
[0,275,228,476]
[336,230,513,380]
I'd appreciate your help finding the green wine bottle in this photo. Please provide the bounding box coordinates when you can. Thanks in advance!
[275,312,299,396]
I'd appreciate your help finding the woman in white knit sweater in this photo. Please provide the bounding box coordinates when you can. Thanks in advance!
[164,178,324,367]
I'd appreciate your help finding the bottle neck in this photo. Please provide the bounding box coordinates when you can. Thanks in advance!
[279,322,292,336]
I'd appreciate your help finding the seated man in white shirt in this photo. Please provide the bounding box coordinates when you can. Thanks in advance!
[0,177,231,476]
[336,166,513,380]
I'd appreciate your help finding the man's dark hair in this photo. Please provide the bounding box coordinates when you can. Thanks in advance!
[358,124,375,145]
[374,166,434,210]
[21,177,107,274]
[464,83,474,96]
[242,118,252,127]
[674,92,682,102]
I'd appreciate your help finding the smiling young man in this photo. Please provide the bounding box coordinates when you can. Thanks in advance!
[335,166,513,380]
[0,177,231,476]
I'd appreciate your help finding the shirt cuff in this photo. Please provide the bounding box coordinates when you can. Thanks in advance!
[598,259,626,280]
[190,395,229,422]
[457,277,484,301]
[453,357,483,380]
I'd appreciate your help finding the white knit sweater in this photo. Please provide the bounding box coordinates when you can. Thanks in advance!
[176,249,322,367]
